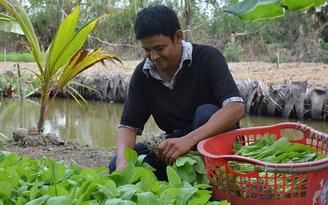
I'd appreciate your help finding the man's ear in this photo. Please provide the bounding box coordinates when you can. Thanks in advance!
[175,30,183,43]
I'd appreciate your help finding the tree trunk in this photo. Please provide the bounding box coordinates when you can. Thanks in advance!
[183,0,191,42]
[59,0,64,23]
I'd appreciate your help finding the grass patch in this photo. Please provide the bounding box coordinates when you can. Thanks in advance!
[0,52,38,62]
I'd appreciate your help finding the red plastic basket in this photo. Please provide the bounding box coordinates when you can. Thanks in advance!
[197,122,328,205]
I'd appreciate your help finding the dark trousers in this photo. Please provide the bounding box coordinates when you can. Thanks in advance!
[109,104,239,181]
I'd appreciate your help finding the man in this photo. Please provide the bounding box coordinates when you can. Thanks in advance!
[109,5,245,181]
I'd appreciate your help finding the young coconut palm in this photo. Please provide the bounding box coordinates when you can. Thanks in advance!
[0,0,121,132]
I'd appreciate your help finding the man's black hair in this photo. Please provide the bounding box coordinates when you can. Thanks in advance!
[134,5,181,42]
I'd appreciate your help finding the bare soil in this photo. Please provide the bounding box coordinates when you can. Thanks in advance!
[0,60,327,170]
[1,60,328,85]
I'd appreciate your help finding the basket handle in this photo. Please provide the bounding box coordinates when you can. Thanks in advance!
[305,125,328,144]
[268,122,328,143]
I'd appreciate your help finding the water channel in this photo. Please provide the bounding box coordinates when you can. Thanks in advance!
[1,97,328,148]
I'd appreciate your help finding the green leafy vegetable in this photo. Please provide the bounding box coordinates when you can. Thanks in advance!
[0,149,228,205]
[234,133,327,163]
[172,151,209,185]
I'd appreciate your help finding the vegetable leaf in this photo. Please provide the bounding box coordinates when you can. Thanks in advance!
[136,192,158,205]
[124,147,138,164]
[140,169,157,191]
[167,166,182,188]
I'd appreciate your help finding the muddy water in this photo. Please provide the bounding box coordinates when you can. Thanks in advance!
[1,98,328,148]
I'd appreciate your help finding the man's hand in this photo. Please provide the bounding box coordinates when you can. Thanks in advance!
[158,137,194,165]
[114,127,137,172]
[115,158,128,172]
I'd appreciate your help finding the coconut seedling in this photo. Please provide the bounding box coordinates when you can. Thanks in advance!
[0,0,121,134]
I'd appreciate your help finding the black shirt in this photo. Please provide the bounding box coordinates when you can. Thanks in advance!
[120,43,242,134]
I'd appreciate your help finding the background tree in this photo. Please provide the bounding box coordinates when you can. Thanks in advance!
[0,0,327,63]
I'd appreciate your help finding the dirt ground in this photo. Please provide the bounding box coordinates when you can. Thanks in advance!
[0,60,327,170]
[1,60,327,85]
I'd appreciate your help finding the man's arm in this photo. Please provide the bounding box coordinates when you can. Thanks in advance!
[158,101,245,165]
[115,127,137,171]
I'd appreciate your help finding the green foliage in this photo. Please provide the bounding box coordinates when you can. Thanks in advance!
[267,46,289,63]
[223,42,243,62]
[0,52,37,62]
[0,148,230,205]
[172,151,210,186]
[1,0,327,63]
[268,53,289,64]
[0,73,15,95]
[316,38,328,63]
[318,38,328,50]
[223,0,327,22]
[0,68,40,96]
[314,55,328,64]
[233,133,328,163]
[1,1,121,132]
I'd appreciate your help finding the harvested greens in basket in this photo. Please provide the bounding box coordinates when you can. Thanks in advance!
[212,133,328,200]
[233,133,327,164]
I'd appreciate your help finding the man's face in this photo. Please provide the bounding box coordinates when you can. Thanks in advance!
[140,31,182,70]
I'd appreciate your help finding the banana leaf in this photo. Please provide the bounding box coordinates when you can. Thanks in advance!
[224,0,327,21]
